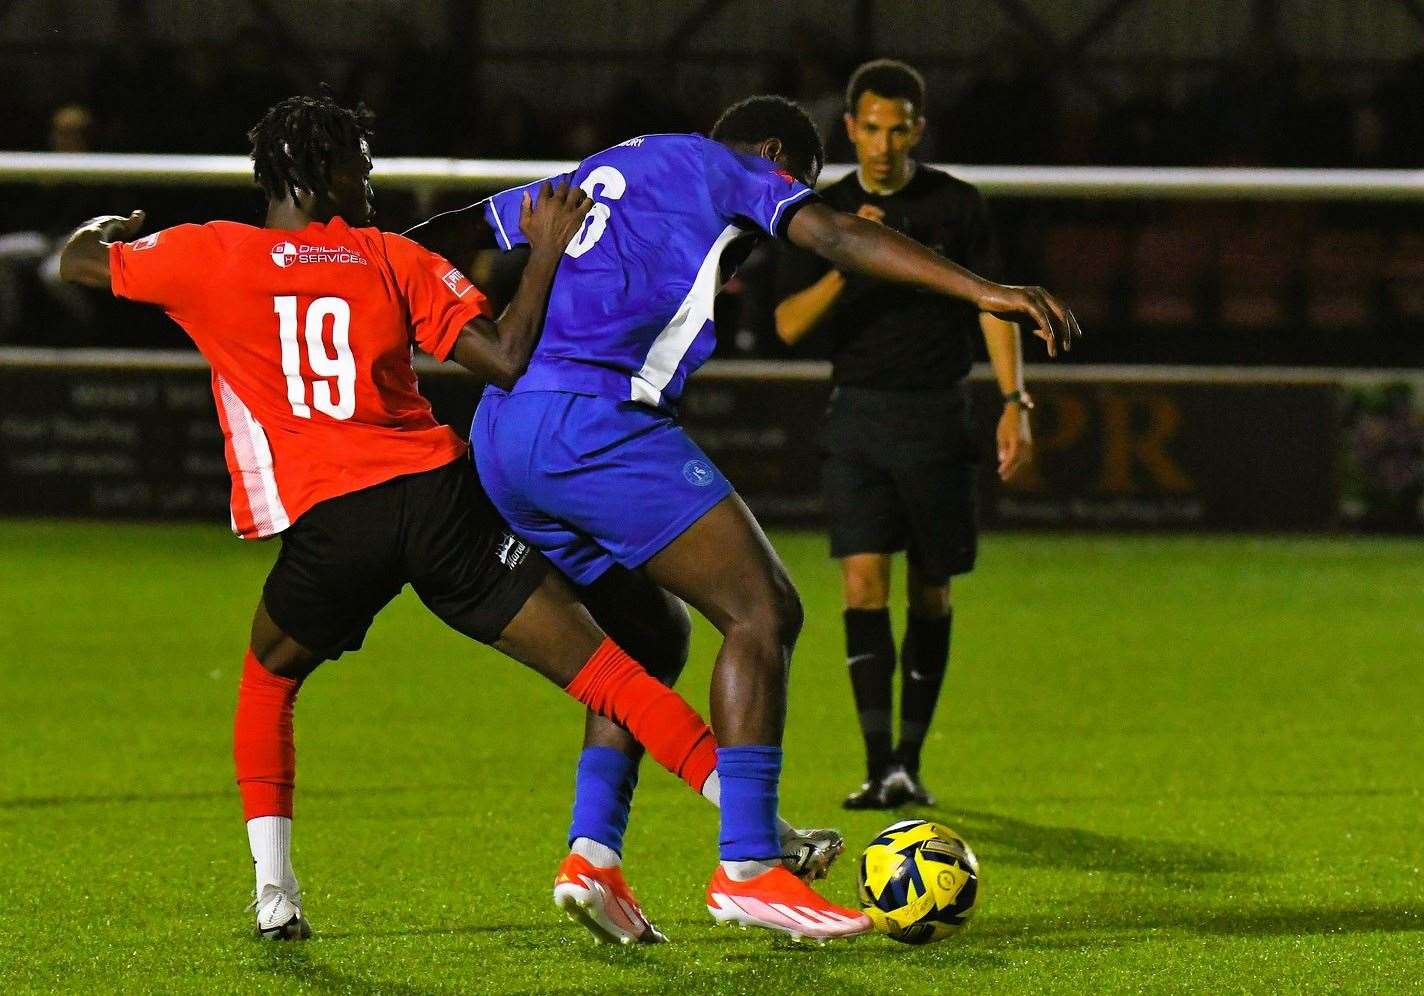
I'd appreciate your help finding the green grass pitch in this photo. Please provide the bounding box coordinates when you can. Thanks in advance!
[2,521,1422,994]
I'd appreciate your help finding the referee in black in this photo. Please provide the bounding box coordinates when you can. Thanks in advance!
[774,59,1034,809]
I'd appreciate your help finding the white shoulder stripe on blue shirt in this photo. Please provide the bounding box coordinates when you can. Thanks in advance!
[769,187,815,234]
[484,196,514,251]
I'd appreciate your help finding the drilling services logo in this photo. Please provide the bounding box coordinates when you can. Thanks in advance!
[271,242,368,268]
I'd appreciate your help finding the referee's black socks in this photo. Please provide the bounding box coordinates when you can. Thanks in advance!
[843,608,896,780]
[898,610,952,776]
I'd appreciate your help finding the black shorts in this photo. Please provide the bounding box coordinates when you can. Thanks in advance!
[262,457,549,660]
[819,384,979,584]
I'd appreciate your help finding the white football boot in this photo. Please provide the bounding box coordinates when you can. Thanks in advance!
[251,883,311,940]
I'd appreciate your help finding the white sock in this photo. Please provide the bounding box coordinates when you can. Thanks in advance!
[701,772,798,850]
[721,859,778,881]
[246,816,295,895]
[701,770,720,806]
[571,836,621,868]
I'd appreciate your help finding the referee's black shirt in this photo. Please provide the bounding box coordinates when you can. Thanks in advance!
[776,164,1001,389]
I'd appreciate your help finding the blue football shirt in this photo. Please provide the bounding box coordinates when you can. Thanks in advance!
[483,133,816,408]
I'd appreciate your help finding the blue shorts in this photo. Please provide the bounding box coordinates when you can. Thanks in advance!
[472,390,733,586]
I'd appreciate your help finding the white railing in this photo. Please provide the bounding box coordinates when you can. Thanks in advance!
[5,151,1424,201]
[4,347,1421,390]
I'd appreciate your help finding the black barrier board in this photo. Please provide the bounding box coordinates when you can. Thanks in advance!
[968,380,1340,530]
[1,364,231,521]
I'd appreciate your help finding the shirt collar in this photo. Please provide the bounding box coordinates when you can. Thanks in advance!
[855,159,917,198]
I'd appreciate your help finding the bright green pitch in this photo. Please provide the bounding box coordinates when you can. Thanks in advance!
[2,521,1421,994]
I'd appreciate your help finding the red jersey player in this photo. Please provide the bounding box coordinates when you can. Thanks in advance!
[58,95,861,942]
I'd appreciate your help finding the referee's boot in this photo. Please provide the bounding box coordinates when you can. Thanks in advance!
[882,765,937,807]
[842,770,895,810]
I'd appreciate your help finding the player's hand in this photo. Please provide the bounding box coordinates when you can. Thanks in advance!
[996,401,1033,482]
[89,209,146,244]
[855,204,885,224]
[976,283,1081,358]
[521,181,592,255]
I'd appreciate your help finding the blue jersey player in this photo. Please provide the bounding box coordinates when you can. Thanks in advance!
[409,96,1079,943]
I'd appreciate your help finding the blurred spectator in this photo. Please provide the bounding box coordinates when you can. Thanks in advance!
[0,106,106,341]
[48,105,94,153]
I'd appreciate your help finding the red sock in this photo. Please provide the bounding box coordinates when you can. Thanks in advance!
[233,650,300,820]
[566,638,718,793]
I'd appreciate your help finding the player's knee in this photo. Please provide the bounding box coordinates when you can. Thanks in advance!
[766,572,804,649]
[250,635,322,681]
[843,578,888,611]
[907,571,951,618]
[843,569,889,610]
[729,574,801,659]
[908,586,949,618]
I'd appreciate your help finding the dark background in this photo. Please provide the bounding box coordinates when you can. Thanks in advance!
[4,0,1424,367]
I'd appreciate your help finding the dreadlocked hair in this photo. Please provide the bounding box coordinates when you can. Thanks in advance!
[248,91,374,203]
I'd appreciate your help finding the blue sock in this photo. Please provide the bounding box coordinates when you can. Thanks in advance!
[567,746,639,853]
[715,745,782,862]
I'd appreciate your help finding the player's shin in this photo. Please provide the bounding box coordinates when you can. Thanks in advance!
[567,746,638,867]
[233,650,301,896]
[898,609,951,775]
[563,638,718,795]
[714,745,784,879]
[845,608,896,779]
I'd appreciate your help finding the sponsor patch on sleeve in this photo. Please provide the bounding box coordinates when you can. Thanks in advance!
[442,266,475,298]
[129,233,160,251]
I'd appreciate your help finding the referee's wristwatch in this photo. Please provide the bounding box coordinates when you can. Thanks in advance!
[1002,389,1034,410]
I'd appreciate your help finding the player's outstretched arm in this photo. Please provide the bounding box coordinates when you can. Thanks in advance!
[786,202,1082,356]
[402,202,497,268]
[447,182,590,388]
[57,210,146,288]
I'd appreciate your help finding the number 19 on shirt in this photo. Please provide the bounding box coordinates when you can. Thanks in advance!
[275,295,356,421]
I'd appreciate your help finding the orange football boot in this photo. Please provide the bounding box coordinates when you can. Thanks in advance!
[553,852,668,944]
[706,864,872,941]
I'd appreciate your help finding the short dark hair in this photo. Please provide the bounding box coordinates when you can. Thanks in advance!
[711,95,824,183]
[248,92,374,204]
[845,59,926,117]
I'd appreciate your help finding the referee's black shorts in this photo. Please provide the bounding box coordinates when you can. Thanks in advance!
[819,384,979,585]
[262,457,549,660]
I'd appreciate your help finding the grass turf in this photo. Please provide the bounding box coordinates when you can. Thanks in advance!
[2,521,1422,994]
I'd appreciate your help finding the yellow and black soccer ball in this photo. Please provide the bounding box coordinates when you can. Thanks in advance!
[858,819,979,944]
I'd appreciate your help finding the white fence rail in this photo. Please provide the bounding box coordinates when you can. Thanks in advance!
[5,152,1424,201]
[3,347,1420,390]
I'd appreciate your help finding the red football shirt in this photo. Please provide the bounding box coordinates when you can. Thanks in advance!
[110,218,489,538]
